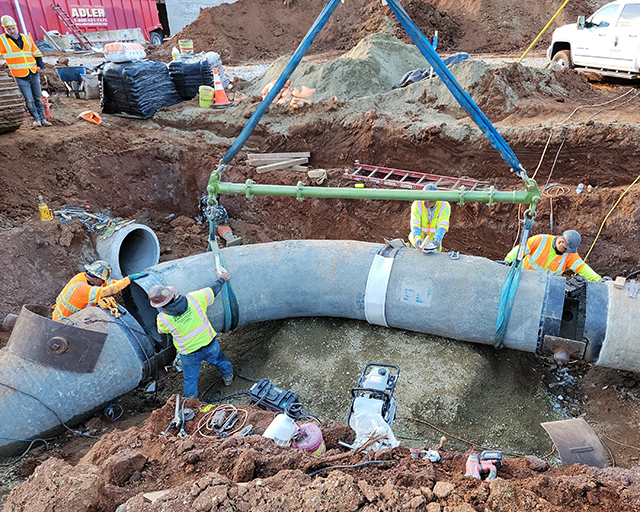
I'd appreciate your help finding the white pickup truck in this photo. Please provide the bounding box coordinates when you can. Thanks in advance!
[547,0,640,79]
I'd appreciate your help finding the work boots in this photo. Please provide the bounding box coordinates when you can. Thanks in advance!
[41,120,52,127]
[223,373,234,386]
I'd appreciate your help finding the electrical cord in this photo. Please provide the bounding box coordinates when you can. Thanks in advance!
[0,382,99,440]
[104,404,124,421]
[583,171,640,262]
[196,404,249,438]
[0,436,54,466]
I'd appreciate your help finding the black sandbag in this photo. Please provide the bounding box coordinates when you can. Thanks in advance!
[169,59,214,100]
[101,60,182,118]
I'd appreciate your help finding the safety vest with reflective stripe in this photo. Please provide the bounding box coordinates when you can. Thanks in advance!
[409,200,451,247]
[52,273,128,321]
[518,234,587,275]
[156,288,216,355]
[0,33,41,78]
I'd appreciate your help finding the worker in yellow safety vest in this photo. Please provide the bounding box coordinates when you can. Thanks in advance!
[149,270,234,398]
[0,15,51,128]
[409,183,451,252]
[52,260,147,321]
[503,230,606,282]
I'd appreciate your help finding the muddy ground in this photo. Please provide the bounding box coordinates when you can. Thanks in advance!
[2,0,640,510]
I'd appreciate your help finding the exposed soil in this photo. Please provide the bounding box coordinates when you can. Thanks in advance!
[2,0,640,510]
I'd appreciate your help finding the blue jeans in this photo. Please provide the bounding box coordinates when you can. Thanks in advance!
[180,337,233,398]
[15,71,45,122]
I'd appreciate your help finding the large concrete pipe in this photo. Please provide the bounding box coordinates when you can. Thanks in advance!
[95,223,160,279]
[0,304,164,456]
[128,240,567,353]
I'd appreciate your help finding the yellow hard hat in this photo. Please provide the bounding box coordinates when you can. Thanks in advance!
[1,15,17,28]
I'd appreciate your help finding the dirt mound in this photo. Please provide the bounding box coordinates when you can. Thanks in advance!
[240,34,601,119]
[5,397,640,511]
[148,0,595,66]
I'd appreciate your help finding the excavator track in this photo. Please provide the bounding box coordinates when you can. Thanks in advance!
[0,72,26,134]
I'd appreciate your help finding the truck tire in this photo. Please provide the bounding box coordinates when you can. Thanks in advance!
[150,30,163,46]
[552,50,573,69]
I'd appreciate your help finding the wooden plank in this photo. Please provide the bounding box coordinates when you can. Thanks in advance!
[248,152,310,160]
[256,158,309,173]
[250,157,308,166]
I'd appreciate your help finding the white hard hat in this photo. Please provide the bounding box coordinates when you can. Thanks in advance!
[1,15,17,28]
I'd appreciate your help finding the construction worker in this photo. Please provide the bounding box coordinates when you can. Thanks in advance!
[0,15,51,128]
[503,230,604,282]
[149,271,234,399]
[409,183,451,252]
[52,260,147,321]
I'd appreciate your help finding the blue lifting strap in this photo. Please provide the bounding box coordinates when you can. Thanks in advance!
[207,219,238,332]
[385,0,525,176]
[220,0,343,165]
[494,215,534,349]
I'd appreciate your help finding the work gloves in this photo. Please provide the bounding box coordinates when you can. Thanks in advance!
[423,240,439,253]
[128,272,149,281]
[415,238,439,253]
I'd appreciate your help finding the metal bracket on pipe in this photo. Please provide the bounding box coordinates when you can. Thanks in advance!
[364,246,398,327]
[541,335,587,364]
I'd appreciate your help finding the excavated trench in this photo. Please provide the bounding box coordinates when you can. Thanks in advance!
[3,34,640,510]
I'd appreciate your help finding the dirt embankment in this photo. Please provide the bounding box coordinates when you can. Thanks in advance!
[5,397,640,512]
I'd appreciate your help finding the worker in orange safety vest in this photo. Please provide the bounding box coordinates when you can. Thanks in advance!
[502,230,606,282]
[0,15,50,128]
[408,183,451,252]
[52,260,147,321]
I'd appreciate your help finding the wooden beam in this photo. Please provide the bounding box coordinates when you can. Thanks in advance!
[256,158,309,173]
[248,152,310,160]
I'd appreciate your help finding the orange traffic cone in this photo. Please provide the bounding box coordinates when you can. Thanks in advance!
[78,110,102,125]
[212,67,231,109]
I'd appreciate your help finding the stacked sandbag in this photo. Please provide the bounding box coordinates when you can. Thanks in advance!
[100,60,182,119]
[169,52,229,100]
[169,57,214,100]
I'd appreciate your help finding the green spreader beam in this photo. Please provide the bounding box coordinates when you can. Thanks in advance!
[209,177,541,207]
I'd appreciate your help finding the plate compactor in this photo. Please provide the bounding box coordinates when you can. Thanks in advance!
[347,363,400,427]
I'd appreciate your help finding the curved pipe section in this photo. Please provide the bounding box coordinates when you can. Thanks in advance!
[0,306,155,456]
[130,240,566,353]
[95,223,160,279]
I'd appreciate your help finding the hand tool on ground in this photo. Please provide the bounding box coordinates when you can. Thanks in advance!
[233,424,253,437]
[214,410,238,438]
[161,395,182,436]
[178,403,194,438]
[464,453,482,479]
[479,450,503,481]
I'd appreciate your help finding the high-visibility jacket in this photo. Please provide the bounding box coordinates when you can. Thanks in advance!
[156,288,216,355]
[0,33,41,78]
[52,273,131,321]
[409,200,451,250]
[505,234,601,282]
